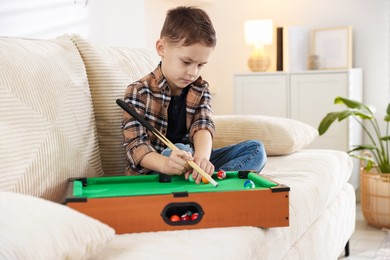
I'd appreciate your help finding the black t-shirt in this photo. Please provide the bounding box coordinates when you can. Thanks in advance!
[166,87,190,144]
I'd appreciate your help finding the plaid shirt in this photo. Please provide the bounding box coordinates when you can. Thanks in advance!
[122,64,215,175]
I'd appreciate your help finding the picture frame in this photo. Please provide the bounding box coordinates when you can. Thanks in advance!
[312,26,352,70]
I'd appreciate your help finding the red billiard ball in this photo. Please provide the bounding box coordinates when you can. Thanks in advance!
[191,213,199,221]
[170,214,180,222]
[181,214,191,221]
[217,170,226,180]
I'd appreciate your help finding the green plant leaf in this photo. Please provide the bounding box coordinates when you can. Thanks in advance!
[334,97,363,109]
[337,109,373,121]
[318,112,340,135]
[387,103,390,116]
[337,110,353,121]
[349,154,375,171]
[349,145,377,153]
[380,164,390,173]
[365,160,375,171]
[321,97,389,173]
[380,136,390,141]
[349,153,374,161]
[385,104,390,122]
[333,97,374,119]
[350,110,374,119]
[334,97,374,112]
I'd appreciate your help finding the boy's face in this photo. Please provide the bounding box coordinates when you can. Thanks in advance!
[156,39,214,94]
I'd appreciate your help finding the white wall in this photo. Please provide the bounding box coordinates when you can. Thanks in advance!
[87,0,145,47]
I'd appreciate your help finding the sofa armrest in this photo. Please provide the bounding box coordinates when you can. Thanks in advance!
[212,115,318,156]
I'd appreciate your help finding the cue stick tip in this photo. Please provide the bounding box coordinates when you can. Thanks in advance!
[208,177,219,187]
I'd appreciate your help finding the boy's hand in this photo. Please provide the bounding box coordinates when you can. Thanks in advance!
[162,149,193,175]
[185,156,214,184]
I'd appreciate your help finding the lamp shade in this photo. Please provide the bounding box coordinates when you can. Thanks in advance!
[244,19,273,46]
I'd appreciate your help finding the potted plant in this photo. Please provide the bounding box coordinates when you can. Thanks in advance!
[318,96,390,229]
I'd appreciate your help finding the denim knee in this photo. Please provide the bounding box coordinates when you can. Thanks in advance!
[247,139,267,172]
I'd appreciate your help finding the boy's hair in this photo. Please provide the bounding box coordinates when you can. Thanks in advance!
[160,6,216,48]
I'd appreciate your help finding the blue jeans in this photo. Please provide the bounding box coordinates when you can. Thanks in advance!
[210,140,266,173]
[160,140,267,173]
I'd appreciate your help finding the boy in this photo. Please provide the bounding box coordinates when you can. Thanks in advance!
[122,6,266,183]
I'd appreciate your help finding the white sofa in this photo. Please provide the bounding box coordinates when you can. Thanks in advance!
[0,34,356,260]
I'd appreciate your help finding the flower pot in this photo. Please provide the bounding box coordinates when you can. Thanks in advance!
[360,168,390,229]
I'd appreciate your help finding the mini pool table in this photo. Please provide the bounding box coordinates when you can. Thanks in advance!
[64,171,290,233]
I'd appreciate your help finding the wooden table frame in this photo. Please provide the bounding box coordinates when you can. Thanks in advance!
[64,173,290,234]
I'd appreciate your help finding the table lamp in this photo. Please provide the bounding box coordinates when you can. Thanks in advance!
[244,19,273,72]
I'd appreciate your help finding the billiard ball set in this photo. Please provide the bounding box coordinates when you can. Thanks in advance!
[192,169,227,184]
[192,170,256,189]
[195,170,255,189]
[162,201,204,226]
[64,170,290,233]
[169,211,199,223]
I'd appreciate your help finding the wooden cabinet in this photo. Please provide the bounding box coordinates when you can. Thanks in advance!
[234,69,363,187]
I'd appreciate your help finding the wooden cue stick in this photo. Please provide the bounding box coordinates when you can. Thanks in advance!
[116,99,218,187]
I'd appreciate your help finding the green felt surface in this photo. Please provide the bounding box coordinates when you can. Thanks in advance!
[72,171,278,199]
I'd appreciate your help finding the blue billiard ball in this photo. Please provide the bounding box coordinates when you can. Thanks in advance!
[244,180,255,189]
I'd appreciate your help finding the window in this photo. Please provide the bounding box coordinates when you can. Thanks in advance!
[0,0,88,39]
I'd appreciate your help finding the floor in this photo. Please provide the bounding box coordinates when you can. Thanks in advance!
[338,203,388,259]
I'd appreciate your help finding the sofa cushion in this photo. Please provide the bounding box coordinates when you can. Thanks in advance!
[0,191,115,260]
[0,35,103,201]
[212,115,318,155]
[71,35,160,175]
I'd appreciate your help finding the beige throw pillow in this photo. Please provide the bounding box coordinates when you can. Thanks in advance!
[0,35,103,201]
[212,115,318,155]
[0,191,115,259]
